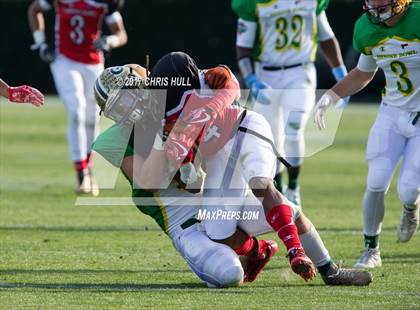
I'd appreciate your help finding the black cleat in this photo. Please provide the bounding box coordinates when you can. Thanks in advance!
[321,263,372,286]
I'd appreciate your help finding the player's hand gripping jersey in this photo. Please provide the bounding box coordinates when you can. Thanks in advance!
[232,0,329,66]
[353,2,420,112]
[39,0,122,64]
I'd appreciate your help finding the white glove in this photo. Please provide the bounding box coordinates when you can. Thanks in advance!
[179,162,205,185]
[313,92,337,130]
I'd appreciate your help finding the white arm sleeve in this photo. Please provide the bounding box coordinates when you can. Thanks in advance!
[236,18,257,48]
[38,0,52,11]
[357,54,378,72]
[317,12,335,42]
[105,11,123,25]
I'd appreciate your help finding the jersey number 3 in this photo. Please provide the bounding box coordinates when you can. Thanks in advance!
[70,15,85,45]
[390,60,414,97]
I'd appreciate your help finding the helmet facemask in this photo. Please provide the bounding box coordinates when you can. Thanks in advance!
[104,87,164,129]
[364,0,410,24]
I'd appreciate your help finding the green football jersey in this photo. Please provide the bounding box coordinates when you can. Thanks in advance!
[353,3,420,111]
[93,124,198,236]
[232,0,329,65]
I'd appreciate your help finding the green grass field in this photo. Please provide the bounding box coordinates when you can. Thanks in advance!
[0,97,419,309]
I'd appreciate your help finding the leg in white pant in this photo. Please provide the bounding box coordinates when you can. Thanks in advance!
[80,63,103,158]
[397,134,420,208]
[50,57,88,162]
[173,225,244,288]
[363,109,406,239]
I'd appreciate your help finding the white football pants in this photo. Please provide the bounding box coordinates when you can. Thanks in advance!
[253,62,317,168]
[202,111,300,240]
[365,103,420,206]
[50,55,103,162]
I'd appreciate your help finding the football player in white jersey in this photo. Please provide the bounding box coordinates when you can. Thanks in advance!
[0,78,44,106]
[314,0,419,268]
[233,0,349,206]
[27,0,128,195]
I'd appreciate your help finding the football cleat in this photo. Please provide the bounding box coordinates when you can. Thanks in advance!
[89,169,100,197]
[287,247,316,281]
[244,239,278,282]
[397,206,419,242]
[76,172,92,195]
[354,248,382,269]
[321,263,372,286]
[285,186,301,206]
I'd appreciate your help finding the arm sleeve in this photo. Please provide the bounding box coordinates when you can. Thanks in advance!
[231,0,257,21]
[187,79,240,119]
[357,54,378,73]
[38,0,53,11]
[236,18,257,48]
[317,11,335,42]
[105,0,124,24]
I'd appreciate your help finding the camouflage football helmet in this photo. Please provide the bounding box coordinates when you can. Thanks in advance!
[94,65,163,127]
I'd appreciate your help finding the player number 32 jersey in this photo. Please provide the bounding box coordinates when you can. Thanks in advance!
[353,3,420,112]
[232,0,329,66]
[38,0,122,64]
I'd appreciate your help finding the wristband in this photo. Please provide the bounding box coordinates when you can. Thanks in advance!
[332,65,348,82]
[238,57,254,78]
[153,133,164,151]
[32,30,46,45]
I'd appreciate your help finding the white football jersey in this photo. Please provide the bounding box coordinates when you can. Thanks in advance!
[371,38,420,112]
[256,0,319,66]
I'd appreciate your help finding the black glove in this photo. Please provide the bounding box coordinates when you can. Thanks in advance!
[94,36,111,52]
[31,43,55,64]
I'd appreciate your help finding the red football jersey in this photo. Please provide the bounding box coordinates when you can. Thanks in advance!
[42,0,121,64]
[164,90,243,159]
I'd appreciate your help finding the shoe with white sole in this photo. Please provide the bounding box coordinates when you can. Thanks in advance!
[354,247,382,269]
[397,206,419,242]
[285,186,301,206]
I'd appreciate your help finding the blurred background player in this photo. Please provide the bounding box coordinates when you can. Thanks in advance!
[233,0,349,205]
[27,0,128,195]
[314,0,419,268]
[0,78,44,106]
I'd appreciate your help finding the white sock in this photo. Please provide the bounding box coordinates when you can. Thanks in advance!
[299,224,331,267]
[362,190,385,236]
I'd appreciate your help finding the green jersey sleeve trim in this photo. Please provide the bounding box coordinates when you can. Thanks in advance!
[316,0,329,15]
[92,124,134,167]
[353,14,371,55]
[232,0,257,21]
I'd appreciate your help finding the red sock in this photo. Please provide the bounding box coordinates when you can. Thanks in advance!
[266,204,301,252]
[234,235,256,257]
[74,158,88,173]
[87,152,93,166]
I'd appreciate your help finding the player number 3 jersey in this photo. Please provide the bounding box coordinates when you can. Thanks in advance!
[353,3,420,112]
[232,0,329,66]
[39,0,122,64]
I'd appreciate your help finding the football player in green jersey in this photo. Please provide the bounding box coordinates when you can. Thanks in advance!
[233,0,348,206]
[314,0,419,269]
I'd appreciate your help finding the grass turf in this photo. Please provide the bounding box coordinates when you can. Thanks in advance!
[0,97,419,309]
